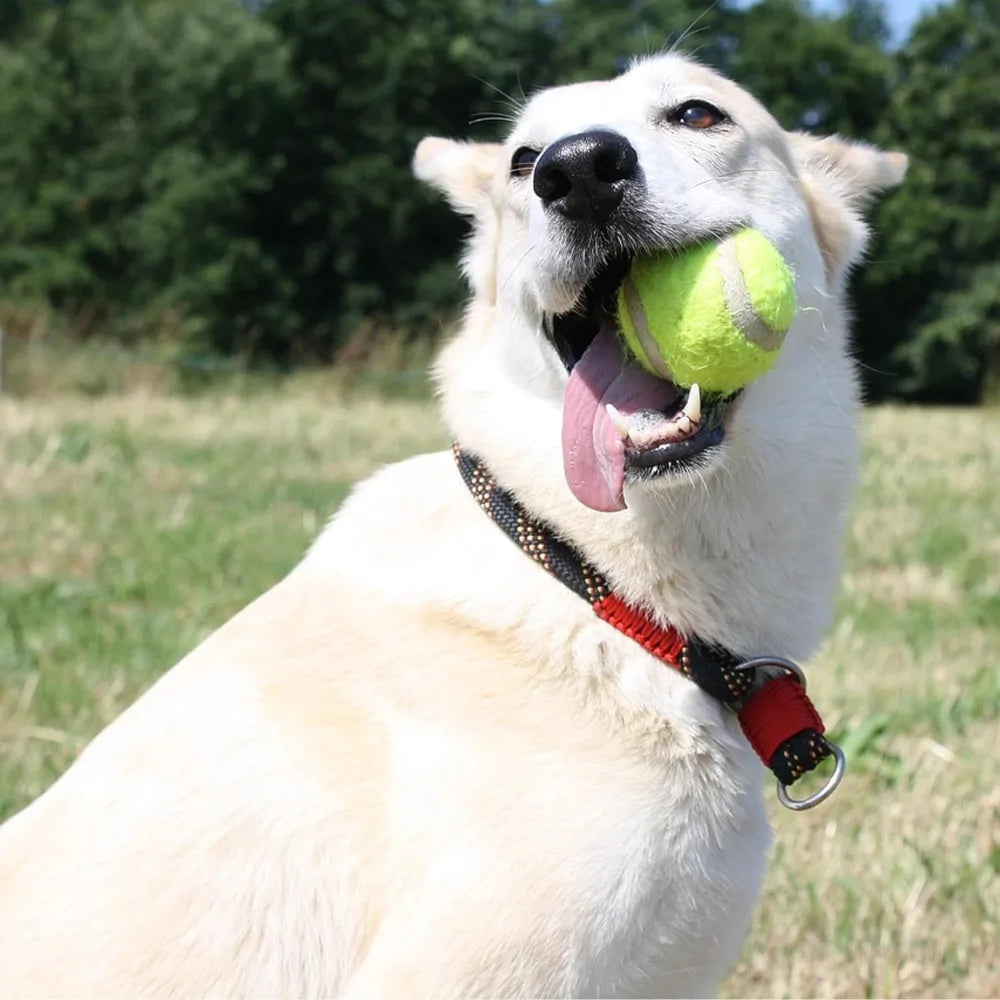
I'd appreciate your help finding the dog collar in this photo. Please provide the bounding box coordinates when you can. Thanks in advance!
[454,445,845,811]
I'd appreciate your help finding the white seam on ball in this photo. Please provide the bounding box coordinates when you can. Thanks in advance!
[717,238,784,351]
[622,276,675,380]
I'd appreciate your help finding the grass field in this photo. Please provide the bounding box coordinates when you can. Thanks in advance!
[1,382,997,998]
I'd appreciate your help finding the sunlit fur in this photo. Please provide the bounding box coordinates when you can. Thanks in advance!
[0,54,904,997]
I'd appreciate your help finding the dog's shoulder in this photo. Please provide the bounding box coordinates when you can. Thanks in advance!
[0,450,769,996]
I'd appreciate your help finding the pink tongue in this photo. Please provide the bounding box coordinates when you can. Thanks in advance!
[562,328,678,511]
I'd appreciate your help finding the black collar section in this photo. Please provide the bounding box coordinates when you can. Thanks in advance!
[452,444,839,798]
[453,443,750,701]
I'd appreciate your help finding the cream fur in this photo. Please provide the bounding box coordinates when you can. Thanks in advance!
[0,54,904,998]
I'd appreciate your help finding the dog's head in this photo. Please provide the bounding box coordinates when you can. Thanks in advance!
[415,54,905,522]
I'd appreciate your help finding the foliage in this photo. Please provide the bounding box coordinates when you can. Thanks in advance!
[705,0,893,136]
[0,0,996,398]
[252,0,559,359]
[855,0,1000,401]
[0,0,296,350]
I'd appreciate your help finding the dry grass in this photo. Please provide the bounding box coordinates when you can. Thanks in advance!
[726,406,999,999]
[1,388,997,998]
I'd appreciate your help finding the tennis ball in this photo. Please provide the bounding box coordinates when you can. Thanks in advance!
[617,229,796,396]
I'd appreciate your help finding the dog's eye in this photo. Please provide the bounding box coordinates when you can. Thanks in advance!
[510,147,540,177]
[669,101,727,129]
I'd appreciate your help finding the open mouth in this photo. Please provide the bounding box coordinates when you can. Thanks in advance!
[549,254,733,512]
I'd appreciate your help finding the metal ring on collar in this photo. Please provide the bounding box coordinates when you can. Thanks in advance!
[733,654,807,691]
[776,740,846,811]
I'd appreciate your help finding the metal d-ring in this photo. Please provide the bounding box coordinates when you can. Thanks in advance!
[733,655,845,810]
[734,654,807,691]
[776,740,847,811]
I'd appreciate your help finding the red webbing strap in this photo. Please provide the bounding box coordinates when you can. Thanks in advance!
[737,675,825,767]
[595,592,831,783]
[593,593,687,665]
[590,588,835,791]
[454,447,837,799]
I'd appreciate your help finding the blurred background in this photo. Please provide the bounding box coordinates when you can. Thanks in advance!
[0,0,996,400]
[1,3,997,998]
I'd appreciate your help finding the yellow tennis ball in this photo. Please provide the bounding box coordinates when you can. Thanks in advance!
[617,229,797,396]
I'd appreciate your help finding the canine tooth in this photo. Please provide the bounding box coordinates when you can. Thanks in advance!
[676,414,693,435]
[682,382,702,424]
[605,403,630,440]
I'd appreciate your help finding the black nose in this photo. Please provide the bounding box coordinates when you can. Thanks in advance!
[533,130,638,225]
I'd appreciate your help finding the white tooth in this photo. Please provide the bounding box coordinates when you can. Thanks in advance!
[605,403,630,440]
[682,382,702,424]
[676,414,693,435]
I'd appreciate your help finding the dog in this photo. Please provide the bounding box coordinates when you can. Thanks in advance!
[0,53,905,997]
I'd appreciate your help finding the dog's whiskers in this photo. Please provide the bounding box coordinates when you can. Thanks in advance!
[498,243,537,299]
[469,113,520,127]
[666,1,720,56]
[472,76,527,114]
[687,166,788,193]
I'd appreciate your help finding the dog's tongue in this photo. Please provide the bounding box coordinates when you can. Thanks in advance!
[562,327,678,511]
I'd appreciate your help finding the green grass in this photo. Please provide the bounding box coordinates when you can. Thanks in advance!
[0,384,447,818]
[1,387,997,998]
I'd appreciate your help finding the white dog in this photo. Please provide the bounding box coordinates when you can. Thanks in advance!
[0,54,904,997]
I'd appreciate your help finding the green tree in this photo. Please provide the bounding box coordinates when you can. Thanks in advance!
[704,0,892,136]
[0,0,54,41]
[254,0,557,359]
[0,0,296,348]
[544,0,710,82]
[855,0,1000,401]
[1,0,995,401]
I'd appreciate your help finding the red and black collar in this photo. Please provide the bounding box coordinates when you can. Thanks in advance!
[454,445,845,811]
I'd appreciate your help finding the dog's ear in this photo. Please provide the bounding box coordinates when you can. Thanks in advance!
[413,137,501,216]
[788,132,907,285]
[788,133,908,206]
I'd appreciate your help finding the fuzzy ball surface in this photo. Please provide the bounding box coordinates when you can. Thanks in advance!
[617,228,797,395]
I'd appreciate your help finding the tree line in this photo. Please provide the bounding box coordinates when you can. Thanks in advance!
[0,0,996,401]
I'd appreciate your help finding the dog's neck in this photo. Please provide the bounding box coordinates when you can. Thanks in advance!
[451,443,841,801]
[434,301,860,661]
